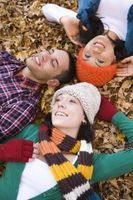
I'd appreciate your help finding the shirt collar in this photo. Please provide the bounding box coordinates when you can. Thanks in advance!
[18,75,43,90]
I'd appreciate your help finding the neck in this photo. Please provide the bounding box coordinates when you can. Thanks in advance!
[17,67,46,84]
[56,127,78,139]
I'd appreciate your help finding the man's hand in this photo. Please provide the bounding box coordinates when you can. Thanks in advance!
[117,56,133,77]
[60,16,86,47]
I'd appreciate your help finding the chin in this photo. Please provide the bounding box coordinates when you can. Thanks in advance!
[53,122,64,128]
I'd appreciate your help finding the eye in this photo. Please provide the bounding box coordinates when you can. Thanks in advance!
[55,97,60,102]
[69,99,76,104]
[83,52,91,61]
[84,54,91,59]
[51,58,58,68]
[97,59,104,64]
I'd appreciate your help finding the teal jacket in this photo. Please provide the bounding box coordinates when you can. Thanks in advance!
[77,0,133,55]
[0,112,133,200]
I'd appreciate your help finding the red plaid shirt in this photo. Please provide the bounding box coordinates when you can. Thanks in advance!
[0,51,42,141]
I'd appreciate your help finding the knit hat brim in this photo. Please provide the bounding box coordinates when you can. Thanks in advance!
[76,48,117,87]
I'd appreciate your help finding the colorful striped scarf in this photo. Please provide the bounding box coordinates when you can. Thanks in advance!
[39,124,94,200]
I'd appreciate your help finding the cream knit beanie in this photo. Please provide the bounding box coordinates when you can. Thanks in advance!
[52,82,101,124]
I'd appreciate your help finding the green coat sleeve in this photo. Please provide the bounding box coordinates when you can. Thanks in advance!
[91,112,133,184]
[112,112,133,144]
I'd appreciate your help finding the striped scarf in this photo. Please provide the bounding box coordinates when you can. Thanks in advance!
[39,124,94,200]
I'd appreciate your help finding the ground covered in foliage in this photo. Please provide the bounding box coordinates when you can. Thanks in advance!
[0,0,133,199]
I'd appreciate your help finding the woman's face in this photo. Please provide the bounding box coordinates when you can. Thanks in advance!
[82,35,116,67]
[52,93,85,138]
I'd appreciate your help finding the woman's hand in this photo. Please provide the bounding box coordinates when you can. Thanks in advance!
[60,16,85,47]
[29,143,39,161]
[116,56,133,76]
[96,96,117,122]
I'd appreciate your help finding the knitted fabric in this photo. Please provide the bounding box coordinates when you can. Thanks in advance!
[39,125,95,200]
[76,48,117,87]
[97,96,117,122]
[0,139,33,162]
[52,82,101,124]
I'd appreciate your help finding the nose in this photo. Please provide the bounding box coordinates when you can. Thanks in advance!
[57,100,66,109]
[92,47,103,54]
[92,43,104,54]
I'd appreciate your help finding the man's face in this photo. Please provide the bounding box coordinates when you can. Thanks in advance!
[26,48,69,83]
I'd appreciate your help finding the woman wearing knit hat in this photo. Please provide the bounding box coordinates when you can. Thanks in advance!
[0,82,133,200]
[42,0,133,86]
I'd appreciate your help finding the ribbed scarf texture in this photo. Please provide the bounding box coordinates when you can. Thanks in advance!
[39,124,95,200]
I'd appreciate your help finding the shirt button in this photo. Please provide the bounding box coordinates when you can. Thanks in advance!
[43,193,47,197]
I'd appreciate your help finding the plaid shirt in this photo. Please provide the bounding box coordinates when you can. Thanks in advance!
[0,51,42,141]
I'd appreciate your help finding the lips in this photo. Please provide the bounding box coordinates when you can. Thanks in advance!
[55,111,68,117]
[94,40,105,48]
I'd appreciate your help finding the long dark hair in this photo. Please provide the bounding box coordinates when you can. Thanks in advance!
[44,112,95,143]
[112,39,128,61]
[79,15,104,44]
[77,114,95,143]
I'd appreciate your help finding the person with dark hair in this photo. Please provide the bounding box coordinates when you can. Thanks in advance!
[42,1,133,86]
[0,49,75,163]
[0,82,132,200]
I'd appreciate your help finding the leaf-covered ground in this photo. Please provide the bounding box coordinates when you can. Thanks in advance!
[0,0,133,199]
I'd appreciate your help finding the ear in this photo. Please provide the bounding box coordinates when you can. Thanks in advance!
[46,79,60,88]
[82,119,87,125]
